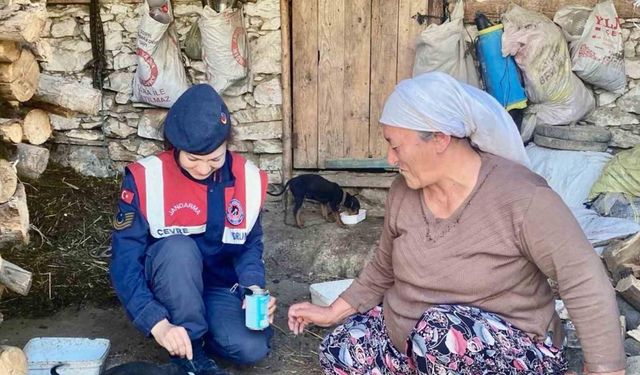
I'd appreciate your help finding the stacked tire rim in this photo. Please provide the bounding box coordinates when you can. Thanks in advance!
[534,123,612,152]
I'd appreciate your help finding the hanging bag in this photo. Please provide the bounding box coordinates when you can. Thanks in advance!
[133,1,190,107]
[413,0,480,87]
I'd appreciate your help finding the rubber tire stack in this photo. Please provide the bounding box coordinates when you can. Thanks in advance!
[533,124,611,152]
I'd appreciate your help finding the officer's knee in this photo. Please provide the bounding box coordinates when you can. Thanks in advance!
[227,336,270,365]
[153,235,201,269]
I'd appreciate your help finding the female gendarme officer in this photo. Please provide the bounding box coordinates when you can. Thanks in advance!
[110,84,276,375]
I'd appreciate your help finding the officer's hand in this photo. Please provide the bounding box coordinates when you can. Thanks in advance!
[151,319,193,360]
[267,295,277,324]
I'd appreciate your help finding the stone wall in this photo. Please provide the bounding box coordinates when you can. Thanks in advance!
[39,0,284,183]
[37,3,640,184]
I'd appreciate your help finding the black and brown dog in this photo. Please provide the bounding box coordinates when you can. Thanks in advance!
[268,174,360,228]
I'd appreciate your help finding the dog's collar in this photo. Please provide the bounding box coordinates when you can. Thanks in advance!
[340,190,347,207]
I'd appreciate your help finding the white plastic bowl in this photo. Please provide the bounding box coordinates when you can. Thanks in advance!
[340,209,367,225]
[24,337,110,375]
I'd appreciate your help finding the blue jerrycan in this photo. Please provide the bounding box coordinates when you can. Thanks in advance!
[475,14,527,111]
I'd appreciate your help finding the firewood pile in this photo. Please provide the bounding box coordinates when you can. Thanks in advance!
[0,0,52,313]
[602,233,640,350]
[605,233,640,308]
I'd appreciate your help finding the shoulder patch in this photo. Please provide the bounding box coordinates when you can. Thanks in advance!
[120,189,135,205]
[113,211,135,230]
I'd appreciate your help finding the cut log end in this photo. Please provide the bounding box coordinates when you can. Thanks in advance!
[0,49,39,103]
[22,109,51,145]
[15,143,49,180]
[0,159,17,204]
[0,345,28,375]
[0,119,22,144]
[0,41,20,64]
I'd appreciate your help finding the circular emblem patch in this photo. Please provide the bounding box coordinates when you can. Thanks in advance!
[220,112,228,125]
[226,198,244,225]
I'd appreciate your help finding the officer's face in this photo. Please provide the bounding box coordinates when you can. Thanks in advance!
[179,142,227,180]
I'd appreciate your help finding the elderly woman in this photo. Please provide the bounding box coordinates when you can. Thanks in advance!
[288,72,625,375]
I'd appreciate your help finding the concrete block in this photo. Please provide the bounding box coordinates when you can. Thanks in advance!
[309,279,353,307]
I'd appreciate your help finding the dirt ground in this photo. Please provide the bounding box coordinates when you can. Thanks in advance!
[0,165,381,374]
[0,165,583,374]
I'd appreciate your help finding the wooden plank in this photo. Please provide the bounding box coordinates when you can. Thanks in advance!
[291,0,318,168]
[464,0,640,22]
[369,0,399,158]
[617,275,640,312]
[325,158,397,170]
[342,0,371,161]
[397,0,428,81]
[293,170,398,188]
[317,0,345,168]
[281,0,293,182]
[604,232,640,283]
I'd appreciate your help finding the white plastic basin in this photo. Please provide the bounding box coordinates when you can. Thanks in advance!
[23,337,110,375]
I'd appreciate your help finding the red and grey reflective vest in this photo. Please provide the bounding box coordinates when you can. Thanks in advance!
[127,150,267,244]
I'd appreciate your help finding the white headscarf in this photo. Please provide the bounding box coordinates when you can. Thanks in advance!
[380,72,531,168]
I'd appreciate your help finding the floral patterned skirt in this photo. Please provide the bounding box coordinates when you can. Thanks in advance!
[318,304,567,375]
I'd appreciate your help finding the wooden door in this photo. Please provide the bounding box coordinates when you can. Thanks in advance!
[291,0,431,169]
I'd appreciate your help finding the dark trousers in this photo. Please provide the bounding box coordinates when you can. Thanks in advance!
[145,235,272,365]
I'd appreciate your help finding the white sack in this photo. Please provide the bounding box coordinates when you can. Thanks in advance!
[555,1,626,93]
[502,4,595,125]
[133,3,190,108]
[199,6,249,94]
[413,0,480,87]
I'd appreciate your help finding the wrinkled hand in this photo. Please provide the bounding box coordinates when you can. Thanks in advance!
[150,319,192,359]
[287,302,335,335]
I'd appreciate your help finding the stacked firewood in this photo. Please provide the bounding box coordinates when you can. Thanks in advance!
[0,1,51,180]
[0,1,47,313]
[606,234,640,308]
[603,234,640,349]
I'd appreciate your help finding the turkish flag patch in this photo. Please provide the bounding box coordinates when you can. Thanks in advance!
[120,189,134,205]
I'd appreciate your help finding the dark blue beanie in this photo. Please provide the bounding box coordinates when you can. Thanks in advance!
[164,84,231,155]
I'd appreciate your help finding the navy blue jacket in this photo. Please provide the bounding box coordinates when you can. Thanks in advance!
[109,151,265,335]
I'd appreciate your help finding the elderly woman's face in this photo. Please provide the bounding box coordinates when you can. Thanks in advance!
[383,126,435,189]
[178,142,227,180]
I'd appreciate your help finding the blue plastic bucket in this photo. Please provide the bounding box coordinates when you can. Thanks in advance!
[476,24,527,111]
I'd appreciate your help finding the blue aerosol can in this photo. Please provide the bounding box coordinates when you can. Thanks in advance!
[245,288,270,330]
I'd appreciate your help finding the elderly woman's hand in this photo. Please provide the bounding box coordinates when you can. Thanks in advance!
[288,297,357,335]
[287,302,334,335]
